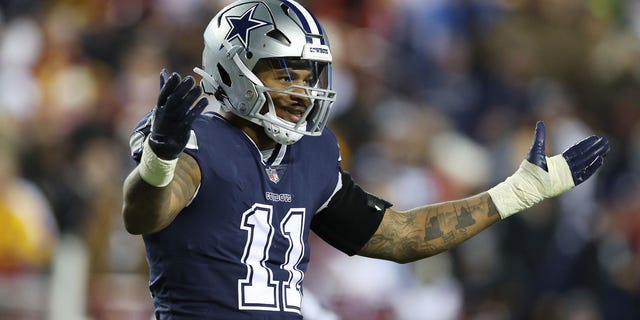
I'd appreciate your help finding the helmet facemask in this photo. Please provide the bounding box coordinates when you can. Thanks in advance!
[195,55,336,145]
[251,57,335,145]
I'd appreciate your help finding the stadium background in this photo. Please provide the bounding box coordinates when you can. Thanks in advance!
[0,0,638,319]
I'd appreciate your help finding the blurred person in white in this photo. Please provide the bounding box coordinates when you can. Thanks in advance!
[122,0,610,319]
[0,17,43,121]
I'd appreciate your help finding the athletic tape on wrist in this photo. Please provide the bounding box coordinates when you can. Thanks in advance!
[138,138,178,187]
[487,155,574,219]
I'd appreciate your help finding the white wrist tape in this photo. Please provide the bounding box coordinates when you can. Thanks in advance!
[487,155,575,219]
[138,138,178,187]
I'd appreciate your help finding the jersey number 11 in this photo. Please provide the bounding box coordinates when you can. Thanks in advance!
[238,203,305,314]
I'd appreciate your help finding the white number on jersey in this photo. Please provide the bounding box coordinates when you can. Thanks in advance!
[238,203,305,314]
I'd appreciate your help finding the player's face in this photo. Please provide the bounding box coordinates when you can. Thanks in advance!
[254,60,315,123]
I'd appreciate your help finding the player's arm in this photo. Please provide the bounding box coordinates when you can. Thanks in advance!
[357,122,610,263]
[358,193,499,263]
[122,69,207,235]
[122,152,200,235]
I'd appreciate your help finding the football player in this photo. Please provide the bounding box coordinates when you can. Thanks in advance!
[122,0,610,319]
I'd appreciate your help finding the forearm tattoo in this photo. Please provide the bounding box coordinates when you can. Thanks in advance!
[359,193,500,263]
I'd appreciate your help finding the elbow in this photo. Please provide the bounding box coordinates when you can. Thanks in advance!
[371,253,419,264]
[122,199,173,235]
[396,258,414,264]
[122,203,154,235]
[390,250,442,264]
[123,210,144,235]
[392,256,419,264]
[359,246,441,264]
[124,220,146,235]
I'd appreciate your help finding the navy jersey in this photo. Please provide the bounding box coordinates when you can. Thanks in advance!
[130,112,341,319]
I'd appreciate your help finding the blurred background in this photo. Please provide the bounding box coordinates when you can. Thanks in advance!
[0,0,639,319]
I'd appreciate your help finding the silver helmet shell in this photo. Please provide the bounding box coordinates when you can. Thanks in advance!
[194,0,336,145]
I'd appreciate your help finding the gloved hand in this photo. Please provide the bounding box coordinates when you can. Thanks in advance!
[138,69,208,187]
[149,69,208,160]
[488,121,610,219]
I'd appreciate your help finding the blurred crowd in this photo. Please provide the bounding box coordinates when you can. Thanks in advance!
[0,0,639,319]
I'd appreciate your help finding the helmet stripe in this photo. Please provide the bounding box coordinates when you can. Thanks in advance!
[308,12,326,45]
[279,0,325,45]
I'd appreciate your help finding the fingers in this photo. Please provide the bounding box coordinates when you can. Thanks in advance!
[585,136,610,158]
[158,72,181,106]
[171,76,196,100]
[155,71,206,125]
[526,121,548,171]
[562,135,610,186]
[180,78,201,104]
[572,155,605,185]
[185,97,208,124]
[163,76,195,111]
[160,68,171,88]
[165,77,200,114]
[565,137,609,167]
[562,136,599,159]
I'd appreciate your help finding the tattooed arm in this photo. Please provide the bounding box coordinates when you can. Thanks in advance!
[357,122,609,263]
[122,153,201,235]
[357,193,500,263]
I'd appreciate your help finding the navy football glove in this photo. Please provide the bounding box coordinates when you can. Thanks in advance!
[562,134,609,186]
[526,121,609,186]
[149,69,208,160]
[489,121,610,219]
[525,121,549,171]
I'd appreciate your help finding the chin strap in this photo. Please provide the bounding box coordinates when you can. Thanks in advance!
[262,116,305,145]
[260,93,305,145]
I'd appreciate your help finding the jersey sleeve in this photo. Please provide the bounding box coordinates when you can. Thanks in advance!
[129,111,154,164]
[310,170,392,256]
[128,110,199,164]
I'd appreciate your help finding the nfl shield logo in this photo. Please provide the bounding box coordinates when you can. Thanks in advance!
[266,167,280,183]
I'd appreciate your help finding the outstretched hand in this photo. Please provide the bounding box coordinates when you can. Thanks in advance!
[489,121,610,219]
[149,69,208,160]
[525,121,610,186]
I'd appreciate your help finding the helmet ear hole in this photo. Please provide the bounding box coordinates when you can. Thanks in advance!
[217,63,232,87]
[266,29,291,45]
[279,3,289,14]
